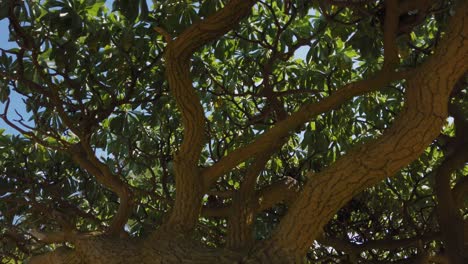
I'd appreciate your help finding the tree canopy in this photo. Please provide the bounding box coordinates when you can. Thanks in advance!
[0,0,467,263]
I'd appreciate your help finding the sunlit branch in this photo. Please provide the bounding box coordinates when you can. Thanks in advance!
[162,0,259,232]
[202,69,407,190]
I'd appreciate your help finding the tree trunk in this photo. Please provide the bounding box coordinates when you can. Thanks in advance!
[30,232,243,264]
[28,1,468,263]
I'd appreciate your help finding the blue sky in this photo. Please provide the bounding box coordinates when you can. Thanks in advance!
[0,18,25,135]
[0,1,117,135]
[0,2,310,136]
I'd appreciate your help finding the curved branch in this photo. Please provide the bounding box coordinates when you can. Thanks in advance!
[30,230,76,244]
[256,177,301,212]
[226,154,270,249]
[202,69,406,189]
[68,143,133,235]
[255,1,468,256]
[434,104,468,264]
[201,177,301,220]
[202,4,406,189]
[163,0,258,232]
[29,247,81,264]
[383,0,399,69]
[453,175,468,209]
[171,0,258,61]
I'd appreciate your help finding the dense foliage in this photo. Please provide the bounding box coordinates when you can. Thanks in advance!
[0,0,466,263]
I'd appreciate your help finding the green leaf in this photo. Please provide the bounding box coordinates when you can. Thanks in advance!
[310,121,316,131]
[118,0,139,22]
[86,0,105,16]
[0,2,8,20]
[120,27,134,52]
[110,116,124,132]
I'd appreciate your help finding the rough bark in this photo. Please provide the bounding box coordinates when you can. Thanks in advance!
[162,0,257,233]
[249,1,468,258]
[226,155,269,250]
[202,68,405,189]
[68,142,134,235]
[434,104,468,264]
[27,0,467,263]
[30,232,242,264]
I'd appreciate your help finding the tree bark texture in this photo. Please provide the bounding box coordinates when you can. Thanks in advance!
[28,0,467,263]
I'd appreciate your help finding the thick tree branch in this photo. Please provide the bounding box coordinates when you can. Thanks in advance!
[68,142,133,235]
[201,176,301,220]
[256,177,301,212]
[202,0,405,189]
[171,0,258,61]
[383,0,400,69]
[30,230,76,244]
[162,0,258,232]
[226,155,270,249]
[434,104,468,264]
[453,175,468,209]
[202,69,406,189]
[253,1,467,257]
[201,204,231,218]
[29,247,81,264]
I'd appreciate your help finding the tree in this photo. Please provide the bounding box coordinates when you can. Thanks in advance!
[0,0,466,262]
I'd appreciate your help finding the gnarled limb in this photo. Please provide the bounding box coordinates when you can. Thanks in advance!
[250,1,467,257]
[202,67,406,189]
[382,0,399,69]
[226,155,270,249]
[201,176,301,220]
[453,175,468,209]
[256,177,301,212]
[162,0,258,232]
[202,0,406,188]
[68,142,134,235]
[434,104,468,264]
[29,247,82,264]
